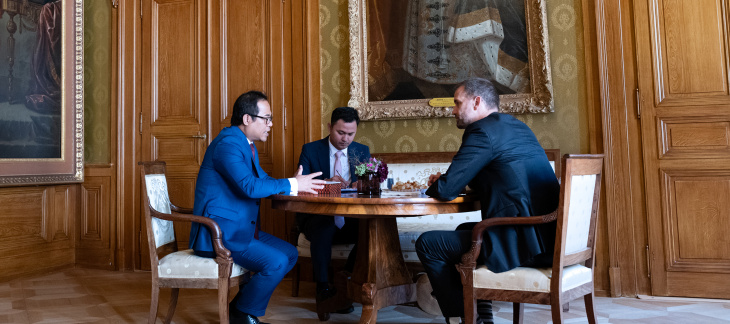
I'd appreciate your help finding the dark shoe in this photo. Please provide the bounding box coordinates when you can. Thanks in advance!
[229,302,269,324]
[334,305,354,314]
[316,286,353,320]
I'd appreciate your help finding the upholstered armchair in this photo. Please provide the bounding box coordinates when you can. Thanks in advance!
[139,161,247,324]
[457,154,604,324]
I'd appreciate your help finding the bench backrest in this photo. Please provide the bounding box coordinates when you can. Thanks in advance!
[372,150,559,226]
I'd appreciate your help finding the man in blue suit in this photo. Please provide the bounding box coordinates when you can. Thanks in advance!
[189,91,325,324]
[296,107,370,313]
[416,78,560,324]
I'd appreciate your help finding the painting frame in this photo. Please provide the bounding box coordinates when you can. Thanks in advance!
[0,0,84,186]
[348,0,554,120]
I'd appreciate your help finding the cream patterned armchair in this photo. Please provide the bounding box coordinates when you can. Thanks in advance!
[456,154,603,324]
[139,161,247,324]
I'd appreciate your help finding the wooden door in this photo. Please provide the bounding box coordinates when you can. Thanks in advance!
[139,0,209,269]
[635,0,730,298]
[127,0,320,270]
[208,0,290,239]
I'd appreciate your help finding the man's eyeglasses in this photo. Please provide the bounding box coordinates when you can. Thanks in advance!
[248,114,273,125]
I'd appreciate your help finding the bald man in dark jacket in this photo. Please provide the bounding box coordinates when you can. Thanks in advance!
[416,78,559,324]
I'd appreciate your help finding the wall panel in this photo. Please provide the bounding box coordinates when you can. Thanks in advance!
[0,185,76,281]
[76,165,115,270]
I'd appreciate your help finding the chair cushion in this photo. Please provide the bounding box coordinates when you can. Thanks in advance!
[296,233,421,262]
[296,233,355,259]
[397,212,480,253]
[158,249,248,279]
[473,264,592,293]
[296,211,481,263]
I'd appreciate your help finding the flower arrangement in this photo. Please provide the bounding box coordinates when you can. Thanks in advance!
[354,157,388,183]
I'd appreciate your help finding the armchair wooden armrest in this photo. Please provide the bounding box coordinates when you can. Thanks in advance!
[148,206,232,260]
[460,210,558,268]
[170,203,193,215]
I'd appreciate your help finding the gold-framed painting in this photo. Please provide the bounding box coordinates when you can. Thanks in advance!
[0,0,84,186]
[348,0,553,120]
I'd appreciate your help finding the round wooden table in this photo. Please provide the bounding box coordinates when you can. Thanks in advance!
[269,192,479,324]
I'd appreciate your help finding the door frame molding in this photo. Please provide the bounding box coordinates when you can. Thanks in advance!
[591,0,650,296]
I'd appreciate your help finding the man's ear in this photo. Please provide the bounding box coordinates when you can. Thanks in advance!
[242,114,250,126]
[473,96,481,110]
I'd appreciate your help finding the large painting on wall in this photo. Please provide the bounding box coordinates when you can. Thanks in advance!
[0,0,84,186]
[349,0,553,120]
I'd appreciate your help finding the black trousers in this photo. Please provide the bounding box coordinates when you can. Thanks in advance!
[415,223,477,318]
[299,214,359,283]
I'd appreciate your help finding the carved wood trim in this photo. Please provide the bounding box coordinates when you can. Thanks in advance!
[594,0,648,297]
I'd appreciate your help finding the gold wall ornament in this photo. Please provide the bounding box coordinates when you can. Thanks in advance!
[348,0,555,120]
[429,98,455,107]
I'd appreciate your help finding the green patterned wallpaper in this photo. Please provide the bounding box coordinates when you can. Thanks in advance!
[83,1,112,163]
[320,0,587,154]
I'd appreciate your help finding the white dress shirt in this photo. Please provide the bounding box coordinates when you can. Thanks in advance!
[248,139,298,194]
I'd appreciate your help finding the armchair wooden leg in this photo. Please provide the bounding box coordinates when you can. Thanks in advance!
[219,281,231,324]
[163,288,179,324]
[464,298,477,324]
[513,302,524,324]
[584,292,597,324]
[291,262,300,297]
[149,284,160,324]
[550,298,564,324]
[462,283,477,324]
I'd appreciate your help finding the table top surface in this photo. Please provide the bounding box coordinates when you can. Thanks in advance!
[268,191,479,217]
[269,191,476,204]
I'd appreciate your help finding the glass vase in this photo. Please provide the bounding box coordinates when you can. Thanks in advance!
[357,171,381,195]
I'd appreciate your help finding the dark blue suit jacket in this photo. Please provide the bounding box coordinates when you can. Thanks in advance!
[426,113,560,273]
[189,126,291,252]
[295,137,370,227]
[297,137,370,183]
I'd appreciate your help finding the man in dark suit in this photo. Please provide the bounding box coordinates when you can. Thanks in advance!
[189,91,325,324]
[296,107,370,312]
[416,78,560,324]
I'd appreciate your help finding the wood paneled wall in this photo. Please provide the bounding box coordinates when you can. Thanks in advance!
[0,185,77,281]
[77,164,116,270]
[0,164,117,281]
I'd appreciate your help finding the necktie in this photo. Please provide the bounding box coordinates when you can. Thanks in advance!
[334,151,345,229]
[251,143,260,239]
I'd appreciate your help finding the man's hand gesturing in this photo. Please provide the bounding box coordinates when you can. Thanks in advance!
[294,165,326,194]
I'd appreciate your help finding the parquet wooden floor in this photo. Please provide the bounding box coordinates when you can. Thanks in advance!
[0,268,728,323]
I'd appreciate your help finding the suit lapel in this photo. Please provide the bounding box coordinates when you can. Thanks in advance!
[237,128,260,178]
[348,145,358,183]
[319,138,330,179]
[251,143,261,178]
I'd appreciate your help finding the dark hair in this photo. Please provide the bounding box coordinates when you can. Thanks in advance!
[458,78,500,109]
[330,106,360,125]
[231,91,268,126]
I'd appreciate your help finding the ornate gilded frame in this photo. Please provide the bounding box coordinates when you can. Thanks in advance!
[348,0,554,120]
[0,0,84,186]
